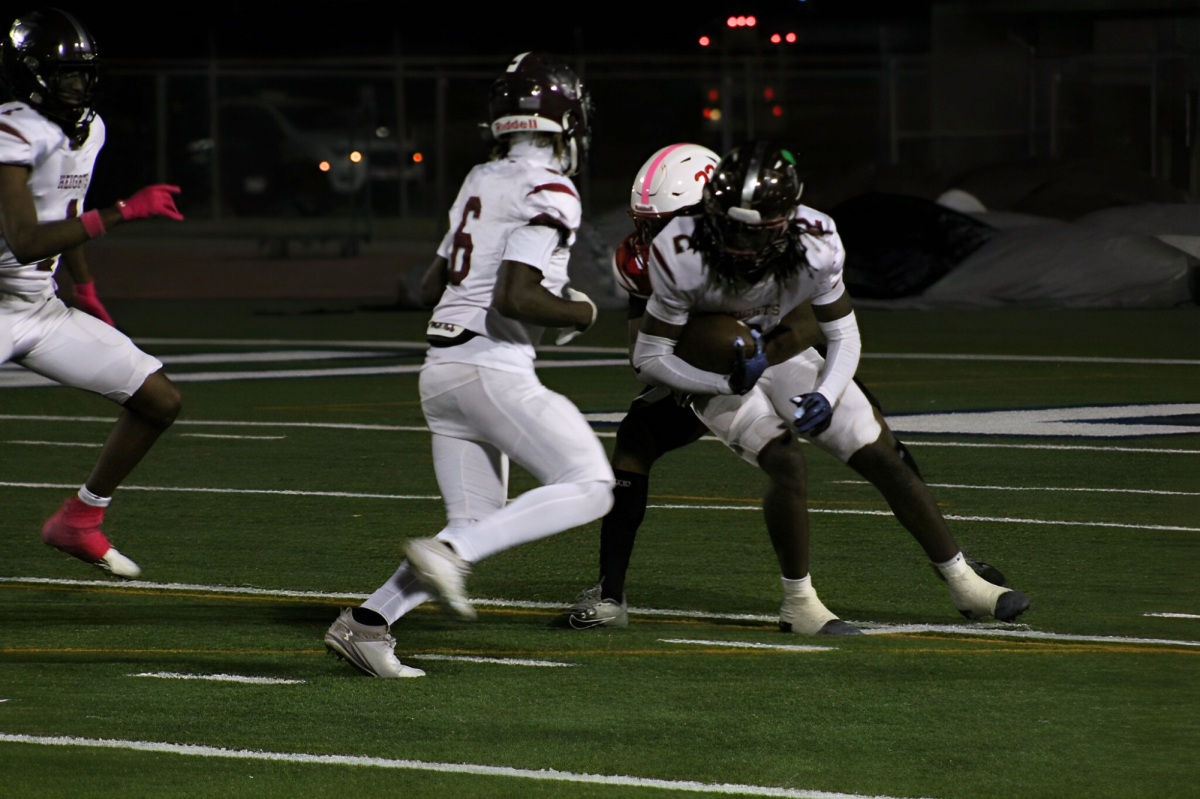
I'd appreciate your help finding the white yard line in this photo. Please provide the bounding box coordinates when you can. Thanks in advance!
[645,504,1200,533]
[155,351,396,365]
[130,338,1200,365]
[0,480,1189,532]
[4,413,1196,453]
[832,480,1200,497]
[179,434,287,441]
[660,639,835,653]
[900,440,1200,454]
[1144,613,1200,619]
[856,623,1200,648]
[0,482,439,500]
[135,337,626,356]
[408,655,579,668]
[0,734,916,799]
[129,672,304,685]
[5,440,102,448]
[0,576,1195,649]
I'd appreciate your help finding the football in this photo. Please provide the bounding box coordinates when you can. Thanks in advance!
[674,314,757,374]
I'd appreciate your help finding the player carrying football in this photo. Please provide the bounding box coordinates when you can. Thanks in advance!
[324,53,615,678]
[0,10,184,578]
[572,141,1028,635]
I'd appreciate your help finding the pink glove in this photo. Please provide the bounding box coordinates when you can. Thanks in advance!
[72,281,115,327]
[117,185,183,221]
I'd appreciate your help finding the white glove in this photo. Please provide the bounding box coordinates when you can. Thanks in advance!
[555,287,598,345]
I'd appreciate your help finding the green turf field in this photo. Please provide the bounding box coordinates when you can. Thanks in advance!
[2,300,1198,798]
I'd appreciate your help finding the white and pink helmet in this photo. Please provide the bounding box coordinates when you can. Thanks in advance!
[629,143,721,219]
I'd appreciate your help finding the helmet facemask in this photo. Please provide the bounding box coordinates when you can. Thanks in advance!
[2,10,99,145]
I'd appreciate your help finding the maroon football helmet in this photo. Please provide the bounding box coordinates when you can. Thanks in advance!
[488,52,592,176]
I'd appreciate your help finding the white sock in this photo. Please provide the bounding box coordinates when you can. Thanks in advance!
[78,485,111,508]
[363,562,434,626]
[934,551,967,579]
[441,480,612,564]
[781,574,814,597]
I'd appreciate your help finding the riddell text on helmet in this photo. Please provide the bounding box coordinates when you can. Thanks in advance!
[495,118,540,132]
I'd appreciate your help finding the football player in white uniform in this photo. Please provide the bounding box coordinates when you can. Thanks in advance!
[565,143,969,629]
[325,53,615,678]
[622,142,1029,635]
[0,10,184,578]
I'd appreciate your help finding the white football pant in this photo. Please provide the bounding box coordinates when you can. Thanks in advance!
[0,292,161,402]
[364,361,614,624]
[693,348,882,466]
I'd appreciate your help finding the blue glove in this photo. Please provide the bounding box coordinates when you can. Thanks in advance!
[791,392,833,436]
[728,329,768,395]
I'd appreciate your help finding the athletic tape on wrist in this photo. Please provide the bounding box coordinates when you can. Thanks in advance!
[80,209,107,238]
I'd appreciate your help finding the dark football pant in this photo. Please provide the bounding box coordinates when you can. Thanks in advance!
[599,386,708,601]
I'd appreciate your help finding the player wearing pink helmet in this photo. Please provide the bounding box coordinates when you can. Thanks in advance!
[563,141,1024,633]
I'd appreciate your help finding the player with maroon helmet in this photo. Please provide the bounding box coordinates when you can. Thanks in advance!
[324,53,614,678]
[0,9,184,578]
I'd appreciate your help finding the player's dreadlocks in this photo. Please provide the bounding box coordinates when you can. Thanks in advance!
[690,216,810,292]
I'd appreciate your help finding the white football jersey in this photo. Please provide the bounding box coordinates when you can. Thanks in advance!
[429,139,579,371]
[645,206,846,332]
[0,102,105,297]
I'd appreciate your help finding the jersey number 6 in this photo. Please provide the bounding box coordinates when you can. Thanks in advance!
[449,196,482,286]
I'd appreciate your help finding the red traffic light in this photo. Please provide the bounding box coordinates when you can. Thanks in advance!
[770,33,782,44]
[699,35,710,46]
[786,32,797,43]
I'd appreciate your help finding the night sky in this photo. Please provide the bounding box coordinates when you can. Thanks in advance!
[57,1,934,60]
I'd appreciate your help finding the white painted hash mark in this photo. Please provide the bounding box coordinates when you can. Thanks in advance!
[6,440,102,448]
[833,480,1200,497]
[660,639,836,653]
[129,672,305,685]
[408,655,579,668]
[1144,613,1200,619]
[0,734,921,799]
[1,577,1197,649]
[179,434,287,440]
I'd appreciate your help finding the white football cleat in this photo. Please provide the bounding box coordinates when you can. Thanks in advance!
[938,555,1030,621]
[324,608,425,678]
[780,592,862,636]
[97,547,141,579]
[404,538,476,620]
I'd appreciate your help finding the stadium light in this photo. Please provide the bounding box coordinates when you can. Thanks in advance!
[349,151,363,163]
[318,161,331,172]
[770,33,781,44]
[699,35,710,46]
[786,32,797,42]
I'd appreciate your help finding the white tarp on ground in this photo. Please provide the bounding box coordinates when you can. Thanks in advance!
[858,203,1199,309]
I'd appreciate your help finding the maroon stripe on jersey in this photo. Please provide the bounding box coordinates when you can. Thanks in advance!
[0,123,29,143]
[528,213,569,234]
[527,183,579,199]
[649,243,675,283]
